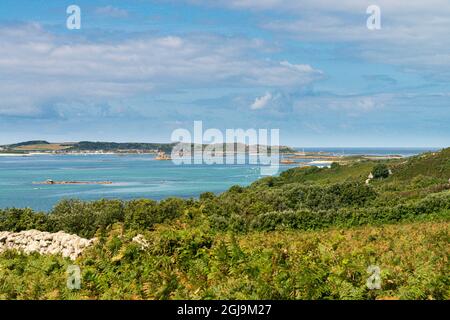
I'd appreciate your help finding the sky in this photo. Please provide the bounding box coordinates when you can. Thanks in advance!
[0,0,449,147]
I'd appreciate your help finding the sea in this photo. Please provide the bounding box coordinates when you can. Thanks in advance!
[0,147,439,211]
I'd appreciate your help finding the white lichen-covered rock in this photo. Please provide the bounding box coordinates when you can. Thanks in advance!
[0,230,95,260]
[132,234,149,249]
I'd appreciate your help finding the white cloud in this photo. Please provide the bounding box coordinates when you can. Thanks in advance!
[185,0,450,14]
[280,61,319,74]
[292,93,391,115]
[183,0,450,73]
[251,92,272,110]
[95,6,129,18]
[0,23,322,117]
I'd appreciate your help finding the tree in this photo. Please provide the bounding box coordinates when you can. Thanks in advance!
[372,163,390,179]
[331,162,340,169]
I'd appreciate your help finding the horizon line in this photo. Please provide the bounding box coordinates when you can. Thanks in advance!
[0,140,446,150]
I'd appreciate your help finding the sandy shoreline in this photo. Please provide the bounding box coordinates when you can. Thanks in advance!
[308,160,334,165]
[0,153,31,157]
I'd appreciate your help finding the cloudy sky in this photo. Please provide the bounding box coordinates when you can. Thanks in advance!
[0,0,449,147]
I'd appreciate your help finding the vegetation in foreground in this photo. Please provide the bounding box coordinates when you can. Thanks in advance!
[0,148,449,300]
[1,221,448,300]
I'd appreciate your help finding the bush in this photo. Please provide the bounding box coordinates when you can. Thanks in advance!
[0,208,48,232]
[157,198,186,222]
[330,162,340,169]
[49,199,124,238]
[373,164,390,179]
[199,192,215,201]
[228,185,245,193]
[124,199,158,230]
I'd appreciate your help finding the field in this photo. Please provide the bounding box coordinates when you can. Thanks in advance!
[13,144,71,151]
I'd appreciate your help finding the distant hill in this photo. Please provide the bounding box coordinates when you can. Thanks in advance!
[2,140,295,154]
[65,141,176,153]
[8,140,50,148]
[2,140,71,152]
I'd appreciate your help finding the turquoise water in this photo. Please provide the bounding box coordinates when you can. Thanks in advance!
[0,154,300,211]
[0,148,437,211]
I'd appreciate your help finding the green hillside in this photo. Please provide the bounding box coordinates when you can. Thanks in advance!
[391,148,450,180]
[7,140,50,148]
[267,147,450,186]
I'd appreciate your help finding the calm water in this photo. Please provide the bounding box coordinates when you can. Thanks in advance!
[296,147,438,157]
[0,148,438,211]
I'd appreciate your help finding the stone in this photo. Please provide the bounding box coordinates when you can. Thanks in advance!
[0,230,95,261]
[39,240,49,247]
[132,234,150,249]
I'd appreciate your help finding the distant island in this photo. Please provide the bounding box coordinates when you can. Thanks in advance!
[0,140,296,155]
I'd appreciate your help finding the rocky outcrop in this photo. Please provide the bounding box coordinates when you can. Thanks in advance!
[0,230,95,260]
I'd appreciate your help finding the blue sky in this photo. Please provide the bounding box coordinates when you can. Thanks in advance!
[0,0,449,147]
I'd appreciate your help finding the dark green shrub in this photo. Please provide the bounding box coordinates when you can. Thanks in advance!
[49,199,124,237]
[0,208,48,232]
[199,192,215,201]
[331,162,340,169]
[124,199,158,230]
[157,197,186,222]
[373,163,390,179]
[228,185,244,193]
